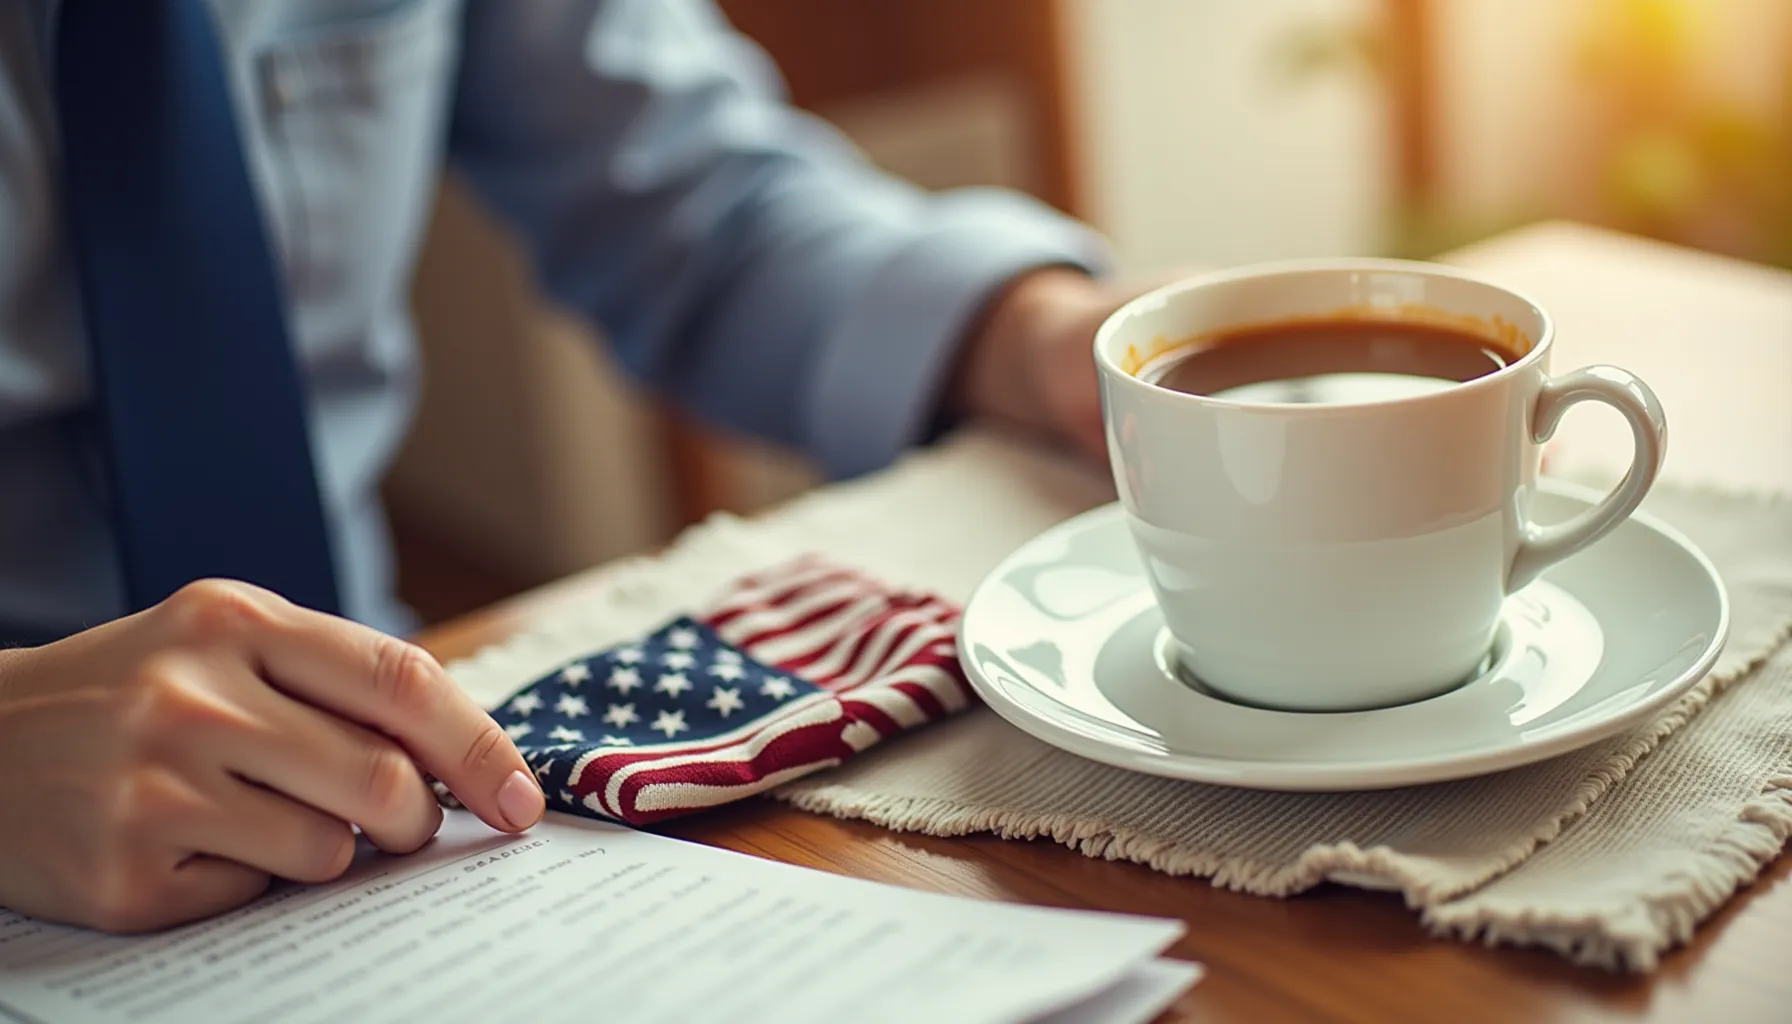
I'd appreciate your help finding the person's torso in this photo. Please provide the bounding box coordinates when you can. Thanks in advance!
[0,0,467,637]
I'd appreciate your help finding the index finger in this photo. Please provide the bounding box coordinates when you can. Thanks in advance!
[240,598,545,835]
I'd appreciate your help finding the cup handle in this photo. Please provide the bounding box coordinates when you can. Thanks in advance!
[1507,366,1668,591]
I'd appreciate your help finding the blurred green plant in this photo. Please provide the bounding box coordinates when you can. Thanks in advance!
[1269,18,1390,82]
[1575,0,1792,267]
[1270,0,1792,267]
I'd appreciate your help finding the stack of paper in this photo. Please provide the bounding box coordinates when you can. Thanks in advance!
[0,814,1199,1023]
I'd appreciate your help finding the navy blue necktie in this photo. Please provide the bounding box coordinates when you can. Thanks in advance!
[54,0,342,615]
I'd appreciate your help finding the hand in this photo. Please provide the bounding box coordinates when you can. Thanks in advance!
[949,267,1190,462]
[0,580,544,933]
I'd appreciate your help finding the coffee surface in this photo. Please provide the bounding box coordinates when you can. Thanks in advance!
[1144,317,1523,405]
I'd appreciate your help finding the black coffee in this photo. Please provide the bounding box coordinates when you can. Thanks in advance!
[1144,317,1524,405]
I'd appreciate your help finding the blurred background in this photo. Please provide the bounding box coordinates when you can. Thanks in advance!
[385,0,1792,624]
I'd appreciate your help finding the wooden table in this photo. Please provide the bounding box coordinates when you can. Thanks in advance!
[417,223,1792,1023]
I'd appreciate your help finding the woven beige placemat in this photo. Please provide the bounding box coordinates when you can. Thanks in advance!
[448,431,1792,971]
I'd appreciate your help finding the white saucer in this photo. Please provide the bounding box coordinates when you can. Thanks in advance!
[958,481,1729,790]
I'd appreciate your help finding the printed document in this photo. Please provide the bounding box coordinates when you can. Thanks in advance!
[0,813,1197,1023]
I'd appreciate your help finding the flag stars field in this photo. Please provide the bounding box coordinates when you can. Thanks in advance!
[707,686,744,716]
[608,666,642,693]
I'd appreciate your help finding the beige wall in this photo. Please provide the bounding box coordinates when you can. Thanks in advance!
[1062,0,1392,272]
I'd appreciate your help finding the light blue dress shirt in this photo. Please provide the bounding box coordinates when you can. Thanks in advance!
[0,0,1105,638]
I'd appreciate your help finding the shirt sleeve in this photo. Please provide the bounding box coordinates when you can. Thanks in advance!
[445,0,1111,478]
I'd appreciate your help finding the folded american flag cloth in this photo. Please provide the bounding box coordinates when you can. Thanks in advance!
[487,557,972,825]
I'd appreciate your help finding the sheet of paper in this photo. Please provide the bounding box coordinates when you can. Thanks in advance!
[1036,958,1202,1024]
[0,813,1187,1024]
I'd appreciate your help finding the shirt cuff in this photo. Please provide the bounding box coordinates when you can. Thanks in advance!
[805,189,1112,479]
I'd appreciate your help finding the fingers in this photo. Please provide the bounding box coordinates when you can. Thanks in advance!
[155,857,275,932]
[63,857,270,934]
[216,589,543,833]
[89,857,272,939]
[186,777,359,884]
[220,683,442,854]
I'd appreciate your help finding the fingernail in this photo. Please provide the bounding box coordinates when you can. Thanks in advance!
[498,770,545,830]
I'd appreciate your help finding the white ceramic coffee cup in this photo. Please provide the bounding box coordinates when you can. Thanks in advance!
[1094,258,1667,712]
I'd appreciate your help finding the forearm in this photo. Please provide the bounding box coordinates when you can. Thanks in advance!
[448,0,1109,477]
